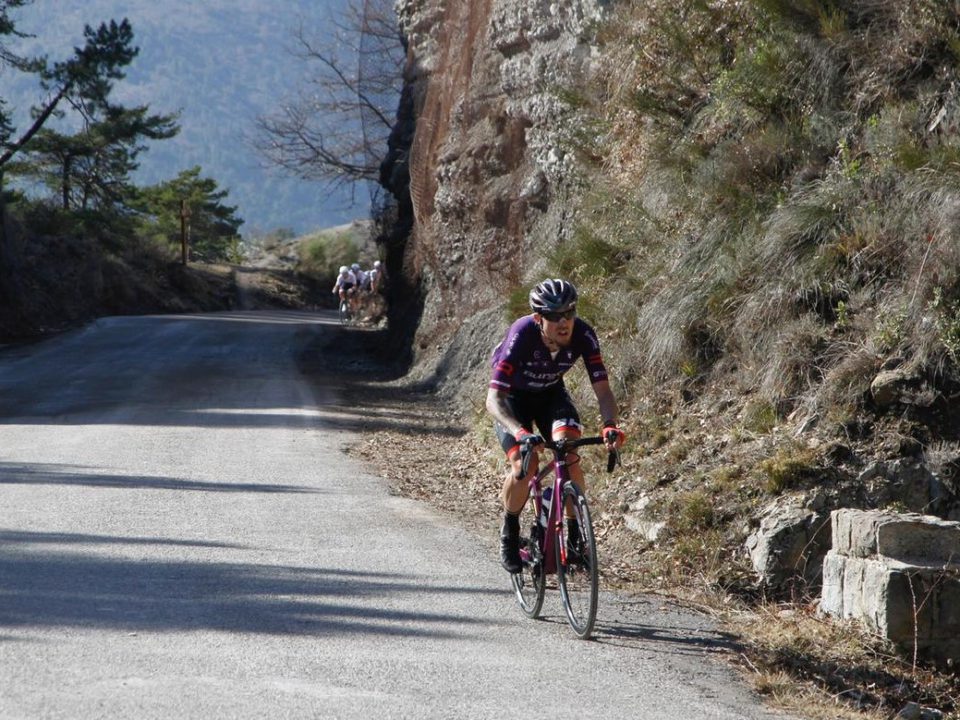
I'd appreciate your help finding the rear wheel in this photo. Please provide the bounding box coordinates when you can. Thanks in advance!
[556,484,598,639]
[511,509,546,618]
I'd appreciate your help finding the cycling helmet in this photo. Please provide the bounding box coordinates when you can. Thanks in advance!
[529,278,578,314]
[373,260,382,268]
[351,263,361,271]
[339,265,349,274]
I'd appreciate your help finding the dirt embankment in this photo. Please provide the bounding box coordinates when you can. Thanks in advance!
[0,209,347,344]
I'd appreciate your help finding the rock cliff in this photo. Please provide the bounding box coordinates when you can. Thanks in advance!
[383,0,605,387]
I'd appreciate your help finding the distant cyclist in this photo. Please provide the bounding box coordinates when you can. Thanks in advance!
[351,263,368,292]
[486,278,625,573]
[368,260,385,293]
[332,265,358,308]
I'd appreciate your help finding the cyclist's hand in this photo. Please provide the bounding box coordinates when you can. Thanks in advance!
[603,424,626,450]
[515,428,544,451]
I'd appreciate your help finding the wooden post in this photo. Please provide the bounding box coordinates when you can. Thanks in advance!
[179,199,191,266]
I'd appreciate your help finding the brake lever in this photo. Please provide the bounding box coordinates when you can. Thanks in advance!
[514,436,542,479]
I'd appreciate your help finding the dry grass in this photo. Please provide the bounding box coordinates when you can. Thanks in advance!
[561,0,960,415]
[733,604,960,718]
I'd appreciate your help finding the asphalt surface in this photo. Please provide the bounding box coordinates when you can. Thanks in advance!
[0,311,798,719]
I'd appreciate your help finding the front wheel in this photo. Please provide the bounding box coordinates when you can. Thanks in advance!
[555,484,598,639]
[339,300,351,326]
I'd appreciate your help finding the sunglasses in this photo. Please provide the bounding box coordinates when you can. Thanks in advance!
[540,308,576,322]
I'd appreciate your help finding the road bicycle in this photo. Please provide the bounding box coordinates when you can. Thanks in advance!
[339,290,383,326]
[510,433,619,639]
[338,292,358,326]
[338,298,353,325]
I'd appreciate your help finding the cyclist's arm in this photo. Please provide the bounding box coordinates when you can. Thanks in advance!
[486,387,524,438]
[591,378,619,427]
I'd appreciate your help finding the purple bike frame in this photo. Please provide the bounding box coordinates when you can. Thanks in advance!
[516,435,614,575]
[523,451,572,575]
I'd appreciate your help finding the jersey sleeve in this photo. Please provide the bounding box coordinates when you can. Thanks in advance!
[580,324,609,384]
[489,319,525,391]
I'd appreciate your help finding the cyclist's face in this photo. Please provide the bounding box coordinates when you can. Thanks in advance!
[538,312,575,346]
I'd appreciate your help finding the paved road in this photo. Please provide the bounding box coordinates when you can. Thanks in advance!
[0,311,796,719]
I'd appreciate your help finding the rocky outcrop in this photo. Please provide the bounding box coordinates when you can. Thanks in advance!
[391,0,605,377]
[745,499,831,592]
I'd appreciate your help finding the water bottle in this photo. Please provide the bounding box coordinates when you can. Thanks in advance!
[538,485,552,529]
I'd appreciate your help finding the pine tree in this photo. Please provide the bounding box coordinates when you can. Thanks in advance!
[131,167,244,263]
[23,105,179,211]
[0,19,139,178]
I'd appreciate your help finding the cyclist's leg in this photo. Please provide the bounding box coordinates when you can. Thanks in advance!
[496,391,539,513]
[495,393,537,573]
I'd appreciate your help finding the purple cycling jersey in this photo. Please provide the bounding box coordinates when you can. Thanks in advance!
[489,315,608,392]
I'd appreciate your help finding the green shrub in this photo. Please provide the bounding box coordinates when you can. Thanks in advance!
[505,284,531,322]
[758,445,818,495]
[298,231,359,278]
[742,399,778,434]
[669,489,716,534]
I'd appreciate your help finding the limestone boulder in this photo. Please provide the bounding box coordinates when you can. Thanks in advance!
[745,500,831,590]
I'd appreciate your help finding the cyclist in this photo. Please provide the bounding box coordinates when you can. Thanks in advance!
[351,263,367,291]
[332,265,357,309]
[369,260,385,293]
[486,278,625,573]
[359,265,373,292]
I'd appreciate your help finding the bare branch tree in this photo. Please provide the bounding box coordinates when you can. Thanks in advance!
[254,0,405,191]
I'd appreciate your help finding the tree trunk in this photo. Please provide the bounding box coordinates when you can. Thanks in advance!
[62,155,72,210]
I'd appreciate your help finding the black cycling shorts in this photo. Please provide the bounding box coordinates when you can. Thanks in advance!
[493,383,582,456]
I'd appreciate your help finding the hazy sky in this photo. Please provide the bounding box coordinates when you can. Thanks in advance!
[4,0,381,235]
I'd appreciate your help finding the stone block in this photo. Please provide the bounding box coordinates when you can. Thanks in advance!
[877,564,932,645]
[831,509,960,563]
[822,509,960,667]
[930,573,960,634]
[820,551,845,617]
[876,517,960,564]
[833,508,894,558]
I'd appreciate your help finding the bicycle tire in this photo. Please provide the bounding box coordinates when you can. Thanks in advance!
[511,510,546,618]
[339,300,351,326]
[555,484,599,639]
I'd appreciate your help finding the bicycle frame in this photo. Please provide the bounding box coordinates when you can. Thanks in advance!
[521,436,609,575]
[510,434,618,637]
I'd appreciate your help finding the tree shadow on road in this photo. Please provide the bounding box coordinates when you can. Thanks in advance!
[0,462,322,494]
[0,530,504,640]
